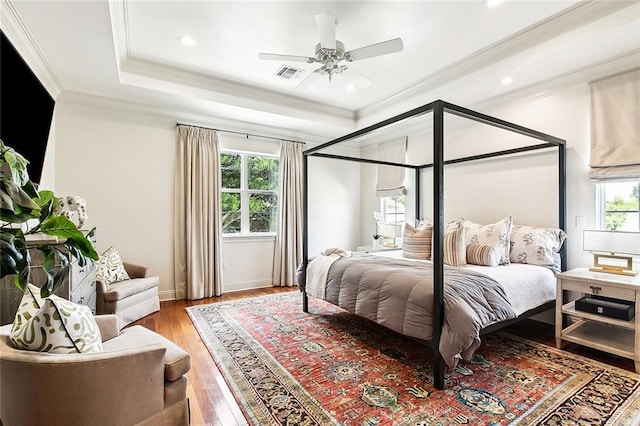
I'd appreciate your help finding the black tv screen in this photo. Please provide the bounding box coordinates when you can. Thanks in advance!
[1,31,55,185]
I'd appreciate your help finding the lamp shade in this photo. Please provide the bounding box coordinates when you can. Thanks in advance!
[583,230,640,255]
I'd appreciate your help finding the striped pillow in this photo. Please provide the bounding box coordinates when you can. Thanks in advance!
[402,224,432,260]
[443,226,466,266]
[466,243,501,267]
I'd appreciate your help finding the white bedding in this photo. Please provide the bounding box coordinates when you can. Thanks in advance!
[369,250,556,316]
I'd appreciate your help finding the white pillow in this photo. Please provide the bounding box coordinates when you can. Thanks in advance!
[95,246,130,285]
[10,292,102,354]
[462,217,513,265]
[510,224,567,271]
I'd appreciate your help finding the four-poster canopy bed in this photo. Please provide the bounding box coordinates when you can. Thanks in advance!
[300,99,567,390]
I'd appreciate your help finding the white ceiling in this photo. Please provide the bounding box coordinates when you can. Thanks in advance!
[2,0,639,141]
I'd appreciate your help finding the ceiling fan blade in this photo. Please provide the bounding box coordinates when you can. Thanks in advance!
[314,13,336,50]
[296,70,322,90]
[258,53,315,63]
[345,38,404,62]
[341,66,372,89]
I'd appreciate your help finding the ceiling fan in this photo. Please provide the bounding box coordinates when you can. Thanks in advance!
[258,13,404,90]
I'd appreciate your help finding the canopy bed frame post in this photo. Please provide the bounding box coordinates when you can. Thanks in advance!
[432,101,446,390]
[559,144,567,271]
[414,168,421,224]
[302,153,309,313]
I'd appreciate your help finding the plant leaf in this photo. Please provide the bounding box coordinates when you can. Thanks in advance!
[3,178,40,211]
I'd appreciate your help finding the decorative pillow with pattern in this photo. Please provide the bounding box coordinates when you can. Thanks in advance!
[466,243,501,267]
[95,246,130,285]
[510,224,567,272]
[11,283,45,335]
[403,223,432,260]
[462,217,512,265]
[10,293,102,354]
[443,225,466,267]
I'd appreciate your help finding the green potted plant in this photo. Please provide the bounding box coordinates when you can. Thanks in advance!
[0,139,98,296]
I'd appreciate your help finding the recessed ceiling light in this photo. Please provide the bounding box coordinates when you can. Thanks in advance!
[501,77,513,85]
[486,0,505,7]
[345,84,356,91]
[178,35,196,47]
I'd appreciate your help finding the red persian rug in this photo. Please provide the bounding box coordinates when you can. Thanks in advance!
[187,292,640,425]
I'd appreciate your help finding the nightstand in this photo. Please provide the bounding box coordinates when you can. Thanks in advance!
[555,267,640,373]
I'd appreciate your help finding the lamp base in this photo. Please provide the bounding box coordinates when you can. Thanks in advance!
[590,253,636,277]
[589,266,637,277]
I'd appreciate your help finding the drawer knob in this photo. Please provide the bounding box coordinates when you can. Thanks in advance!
[590,285,602,295]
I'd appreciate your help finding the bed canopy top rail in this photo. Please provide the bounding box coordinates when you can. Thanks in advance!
[301,99,566,390]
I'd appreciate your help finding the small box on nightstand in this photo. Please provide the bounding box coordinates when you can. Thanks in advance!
[575,295,635,321]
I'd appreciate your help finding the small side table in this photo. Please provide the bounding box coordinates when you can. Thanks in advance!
[555,267,640,373]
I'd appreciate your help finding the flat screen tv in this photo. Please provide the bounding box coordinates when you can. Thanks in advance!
[1,30,55,185]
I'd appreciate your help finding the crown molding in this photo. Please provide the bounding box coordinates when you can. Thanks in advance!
[119,57,356,129]
[0,0,63,98]
[356,0,636,119]
[57,90,333,145]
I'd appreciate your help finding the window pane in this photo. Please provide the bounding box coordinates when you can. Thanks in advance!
[604,181,640,231]
[221,192,241,233]
[382,196,405,225]
[248,156,279,191]
[221,153,241,189]
[249,193,277,232]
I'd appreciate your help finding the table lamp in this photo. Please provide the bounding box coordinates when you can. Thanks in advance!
[583,230,640,276]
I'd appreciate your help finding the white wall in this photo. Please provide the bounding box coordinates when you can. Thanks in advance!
[54,101,177,299]
[358,83,594,270]
[307,156,361,256]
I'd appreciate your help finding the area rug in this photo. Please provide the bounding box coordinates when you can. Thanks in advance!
[186,292,640,425]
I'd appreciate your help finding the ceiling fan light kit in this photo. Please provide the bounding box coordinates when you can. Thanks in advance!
[259,13,403,90]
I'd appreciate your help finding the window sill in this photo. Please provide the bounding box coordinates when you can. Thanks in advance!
[222,233,276,244]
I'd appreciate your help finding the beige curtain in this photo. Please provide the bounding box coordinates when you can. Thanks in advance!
[174,125,223,299]
[272,141,304,287]
[589,69,640,180]
[376,137,407,197]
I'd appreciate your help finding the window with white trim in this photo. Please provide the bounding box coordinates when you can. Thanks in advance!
[221,151,279,234]
[596,180,640,232]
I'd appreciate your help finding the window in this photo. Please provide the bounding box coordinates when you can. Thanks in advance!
[221,151,279,234]
[379,196,405,226]
[596,181,640,232]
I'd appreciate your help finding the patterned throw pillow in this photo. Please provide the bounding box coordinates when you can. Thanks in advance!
[443,225,466,267]
[402,223,432,260]
[10,293,102,354]
[95,246,130,285]
[462,217,513,265]
[466,243,501,267]
[510,224,567,271]
[11,283,44,335]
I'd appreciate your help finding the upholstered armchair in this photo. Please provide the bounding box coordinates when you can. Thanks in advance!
[0,314,190,425]
[97,262,160,327]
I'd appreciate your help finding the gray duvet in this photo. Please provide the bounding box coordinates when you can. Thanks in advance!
[308,254,516,368]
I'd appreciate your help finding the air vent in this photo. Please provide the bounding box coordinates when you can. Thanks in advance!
[275,66,303,80]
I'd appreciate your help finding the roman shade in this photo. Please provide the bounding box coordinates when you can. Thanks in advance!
[588,69,640,180]
[375,137,407,197]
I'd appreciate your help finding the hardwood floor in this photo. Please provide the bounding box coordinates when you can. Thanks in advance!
[130,287,636,426]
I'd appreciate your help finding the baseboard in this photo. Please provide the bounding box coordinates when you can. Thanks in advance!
[224,279,273,293]
[158,279,274,301]
[159,289,177,302]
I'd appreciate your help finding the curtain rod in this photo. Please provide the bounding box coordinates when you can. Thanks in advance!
[176,123,305,145]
